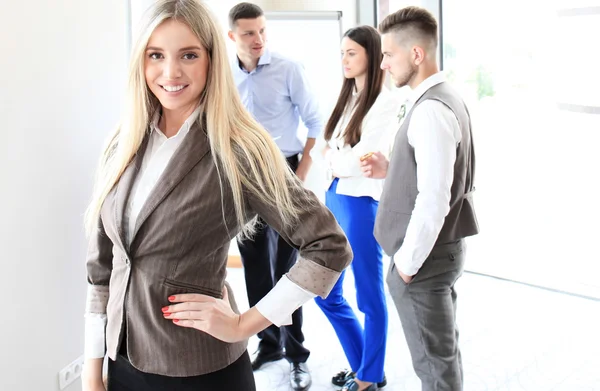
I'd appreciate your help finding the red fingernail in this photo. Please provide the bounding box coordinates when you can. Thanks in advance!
[163,313,171,316]
[173,319,179,323]
[161,306,169,312]
[168,296,176,301]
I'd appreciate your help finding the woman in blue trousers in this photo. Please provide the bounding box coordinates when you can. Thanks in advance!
[311,26,399,391]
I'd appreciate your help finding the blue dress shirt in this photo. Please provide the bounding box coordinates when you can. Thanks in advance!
[232,49,323,157]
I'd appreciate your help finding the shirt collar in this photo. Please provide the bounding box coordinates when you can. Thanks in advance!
[408,71,446,105]
[258,48,272,66]
[150,105,202,140]
[235,48,272,73]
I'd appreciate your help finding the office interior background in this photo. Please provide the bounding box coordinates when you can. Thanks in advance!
[0,0,598,390]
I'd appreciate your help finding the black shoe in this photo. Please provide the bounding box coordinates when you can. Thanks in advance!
[332,369,355,387]
[378,375,387,388]
[342,379,378,391]
[290,362,312,391]
[250,349,284,371]
[332,369,387,388]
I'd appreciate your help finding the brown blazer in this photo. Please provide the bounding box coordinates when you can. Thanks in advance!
[85,118,353,377]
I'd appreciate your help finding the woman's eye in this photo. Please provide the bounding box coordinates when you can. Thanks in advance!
[182,53,198,60]
[149,52,163,60]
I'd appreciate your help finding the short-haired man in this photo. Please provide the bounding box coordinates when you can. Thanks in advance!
[228,3,323,391]
[362,6,479,391]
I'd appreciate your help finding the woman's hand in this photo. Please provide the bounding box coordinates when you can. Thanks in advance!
[360,151,389,179]
[162,287,243,343]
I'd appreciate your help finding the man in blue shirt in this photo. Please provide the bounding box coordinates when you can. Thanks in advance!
[228,3,323,391]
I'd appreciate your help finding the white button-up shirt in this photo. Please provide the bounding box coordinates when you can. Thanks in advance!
[393,72,463,276]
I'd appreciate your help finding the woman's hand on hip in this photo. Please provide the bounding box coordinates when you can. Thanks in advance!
[162,288,243,343]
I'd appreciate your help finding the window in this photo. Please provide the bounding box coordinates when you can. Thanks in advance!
[442,0,600,297]
[376,0,600,297]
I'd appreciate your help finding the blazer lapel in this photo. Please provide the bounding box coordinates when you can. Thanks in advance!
[130,119,211,244]
[114,137,149,250]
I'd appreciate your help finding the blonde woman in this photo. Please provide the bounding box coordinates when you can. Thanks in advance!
[81,1,352,390]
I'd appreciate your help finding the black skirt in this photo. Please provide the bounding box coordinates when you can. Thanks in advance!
[107,350,256,391]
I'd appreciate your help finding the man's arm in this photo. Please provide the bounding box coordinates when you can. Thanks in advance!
[297,138,315,181]
[288,62,323,181]
[394,100,461,282]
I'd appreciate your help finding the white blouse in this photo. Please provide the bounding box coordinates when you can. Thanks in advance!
[312,87,400,201]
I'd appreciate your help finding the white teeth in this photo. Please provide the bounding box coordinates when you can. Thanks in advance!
[162,85,185,92]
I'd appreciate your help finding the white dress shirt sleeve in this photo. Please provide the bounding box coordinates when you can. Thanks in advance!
[84,312,107,359]
[309,135,329,163]
[394,100,462,276]
[255,275,316,327]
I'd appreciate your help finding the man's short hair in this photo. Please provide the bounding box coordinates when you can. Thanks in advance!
[228,2,264,29]
[379,6,438,49]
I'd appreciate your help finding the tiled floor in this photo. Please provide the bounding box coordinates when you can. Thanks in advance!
[226,259,600,390]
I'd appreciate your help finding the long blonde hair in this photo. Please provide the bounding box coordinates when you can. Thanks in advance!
[85,0,303,237]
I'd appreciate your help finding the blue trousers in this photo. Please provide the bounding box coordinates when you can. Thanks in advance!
[315,179,388,383]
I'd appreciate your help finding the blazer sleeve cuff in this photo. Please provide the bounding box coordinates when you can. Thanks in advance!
[286,258,342,299]
[255,276,315,327]
[84,312,107,359]
[85,284,109,314]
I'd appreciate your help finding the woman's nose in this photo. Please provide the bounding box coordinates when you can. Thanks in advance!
[164,58,182,79]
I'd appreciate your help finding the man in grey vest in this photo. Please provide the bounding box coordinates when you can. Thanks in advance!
[361,6,479,391]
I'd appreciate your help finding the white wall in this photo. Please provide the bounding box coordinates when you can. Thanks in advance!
[263,0,357,32]
[0,1,128,390]
[204,0,357,33]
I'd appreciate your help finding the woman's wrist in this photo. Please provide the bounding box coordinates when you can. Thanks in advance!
[237,307,272,341]
[82,358,104,382]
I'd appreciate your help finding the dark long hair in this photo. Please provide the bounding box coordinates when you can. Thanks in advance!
[324,26,384,147]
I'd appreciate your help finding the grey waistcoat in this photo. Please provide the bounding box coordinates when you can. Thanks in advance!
[374,82,479,256]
